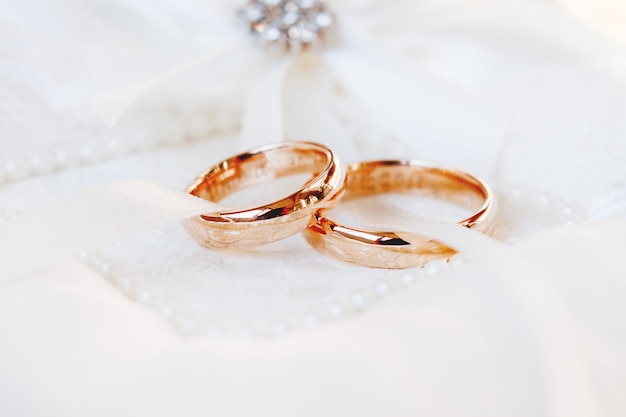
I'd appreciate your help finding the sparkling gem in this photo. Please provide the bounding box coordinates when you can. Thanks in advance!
[253,23,282,42]
[315,11,334,27]
[281,3,301,26]
[284,2,299,12]
[245,4,265,22]
[287,24,302,40]
[301,23,317,43]
[239,0,335,51]
[298,0,316,9]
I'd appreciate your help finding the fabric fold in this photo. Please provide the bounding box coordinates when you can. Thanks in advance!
[0,181,222,286]
[323,42,509,178]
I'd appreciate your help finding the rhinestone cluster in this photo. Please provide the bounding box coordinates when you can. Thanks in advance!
[239,0,335,51]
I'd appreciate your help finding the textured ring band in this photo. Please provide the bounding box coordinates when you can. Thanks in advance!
[185,141,345,249]
[303,160,496,269]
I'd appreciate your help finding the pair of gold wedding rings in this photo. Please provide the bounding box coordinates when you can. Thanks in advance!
[185,141,496,269]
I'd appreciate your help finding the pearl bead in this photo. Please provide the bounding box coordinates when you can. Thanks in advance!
[303,314,318,327]
[175,317,196,333]
[77,250,87,260]
[137,290,152,305]
[158,304,173,319]
[55,148,80,168]
[401,271,416,285]
[30,153,56,175]
[424,259,448,276]
[115,275,134,295]
[328,304,343,318]
[351,292,366,308]
[79,144,105,163]
[4,159,30,181]
[449,253,472,268]
[375,281,389,296]
[97,261,112,277]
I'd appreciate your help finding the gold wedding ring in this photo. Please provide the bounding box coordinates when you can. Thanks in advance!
[303,160,496,269]
[185,141,345,249]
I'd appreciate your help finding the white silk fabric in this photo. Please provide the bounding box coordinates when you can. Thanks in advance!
[1,0,626,416]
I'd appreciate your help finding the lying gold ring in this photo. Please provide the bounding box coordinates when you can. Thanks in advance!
[303,160,496,269]
[185,141,345,249]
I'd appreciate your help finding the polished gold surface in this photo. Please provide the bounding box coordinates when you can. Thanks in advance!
[304,160,497,269]
[185,141,345,249]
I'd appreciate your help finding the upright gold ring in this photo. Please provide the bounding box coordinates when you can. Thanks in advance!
[303,160,496,269]
[185,141,345,249]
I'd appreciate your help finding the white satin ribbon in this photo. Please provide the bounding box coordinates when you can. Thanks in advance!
[0,181,223,286]
[240,56,294,148]
[283,55,359,158]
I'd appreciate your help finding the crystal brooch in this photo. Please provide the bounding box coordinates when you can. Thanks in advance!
[239,0,336,51]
